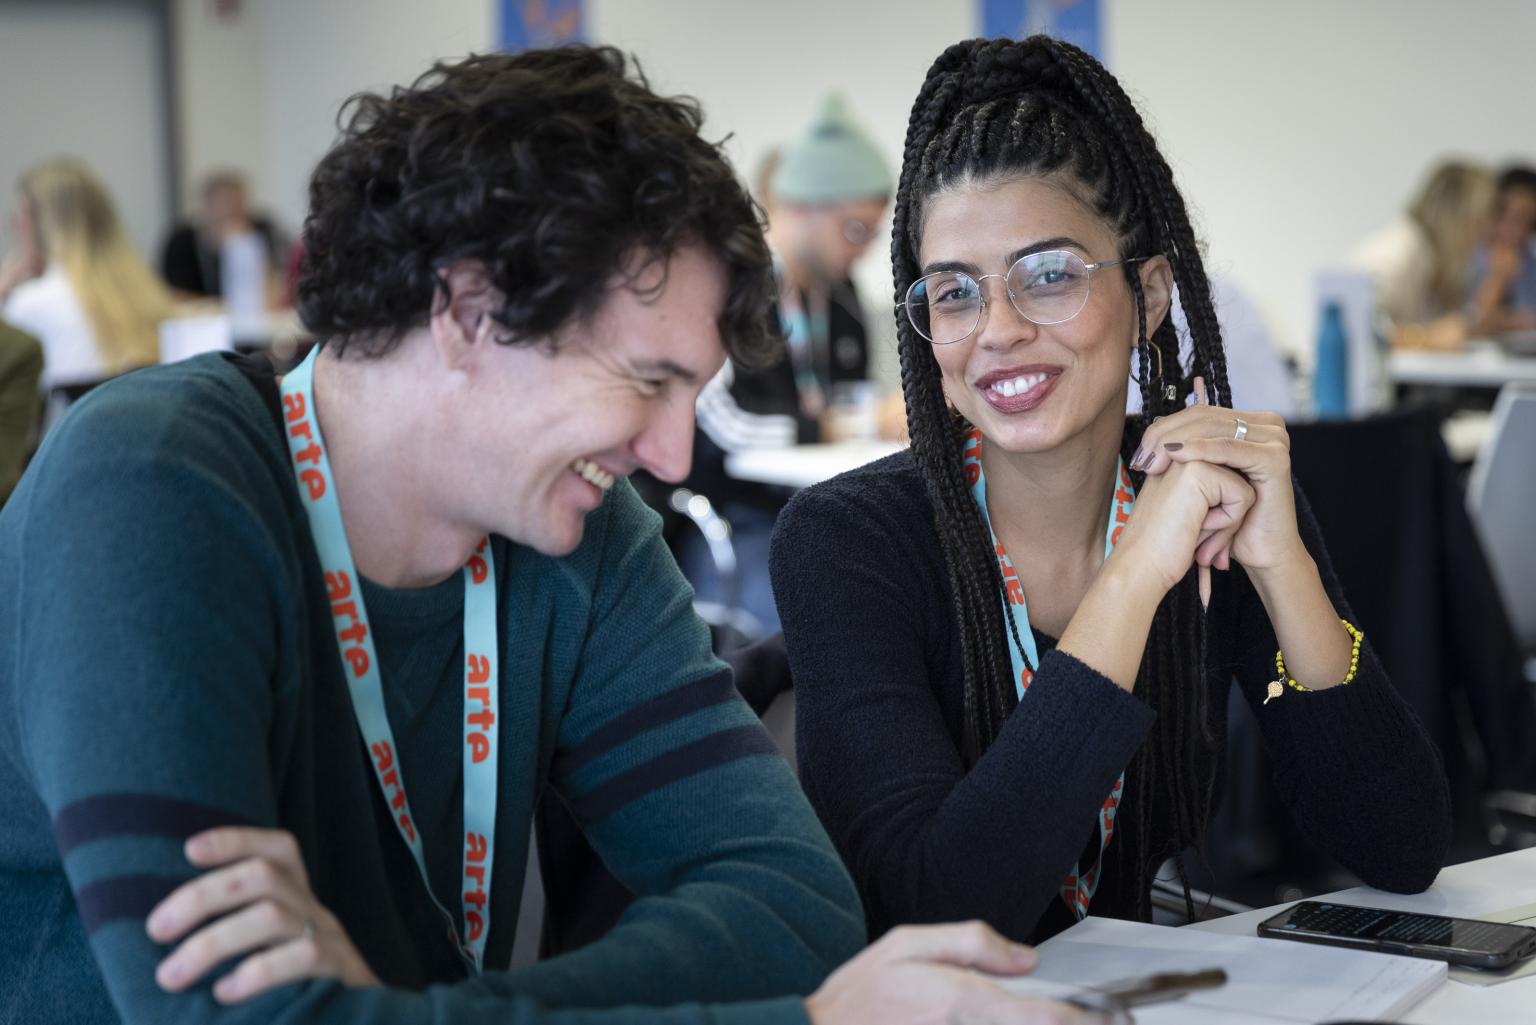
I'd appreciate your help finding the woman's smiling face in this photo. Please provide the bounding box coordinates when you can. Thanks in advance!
[917,175,1168,455]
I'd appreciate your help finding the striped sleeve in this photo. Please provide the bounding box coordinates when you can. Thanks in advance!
[10,418,312,1024]
[511,483,863,1011]
[8,394,822,1025]
[555,670,778,824]
[695,362,798,452]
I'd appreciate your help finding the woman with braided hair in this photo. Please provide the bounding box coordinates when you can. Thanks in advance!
[769,36,1450,944]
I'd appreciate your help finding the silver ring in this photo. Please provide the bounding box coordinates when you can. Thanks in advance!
[1233,418,1249,442]
[301,918,316,943]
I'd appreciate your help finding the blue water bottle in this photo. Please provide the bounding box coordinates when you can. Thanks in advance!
[1313,301,1349,419]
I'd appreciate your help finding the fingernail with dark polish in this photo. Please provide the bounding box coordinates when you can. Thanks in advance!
[1163,442,1183,451]
[1129,448,1147,470]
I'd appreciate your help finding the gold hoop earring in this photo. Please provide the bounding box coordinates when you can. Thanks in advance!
[1135,339,1179,403]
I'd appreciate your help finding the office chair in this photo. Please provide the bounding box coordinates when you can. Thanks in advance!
[1467,383,1536,675]
[667,487,764,651]
[1466,384,1536,848]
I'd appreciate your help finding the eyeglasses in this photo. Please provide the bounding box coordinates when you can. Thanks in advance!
[898,249,1150,345]
[841,218,876,246]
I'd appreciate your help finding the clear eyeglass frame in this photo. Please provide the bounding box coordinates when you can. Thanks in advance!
[897,249,1152,345]
[841,218,875,246]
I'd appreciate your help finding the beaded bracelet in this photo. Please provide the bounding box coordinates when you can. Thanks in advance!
[1263,619,1363,705]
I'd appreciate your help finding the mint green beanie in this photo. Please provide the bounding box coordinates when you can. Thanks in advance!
[772,94,893,204]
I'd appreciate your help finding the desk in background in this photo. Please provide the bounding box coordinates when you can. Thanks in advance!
[160,308,311,371]
[1390,342,1536,390]
[725,440,904,489]
[1188,847,1536,1024]
[230,308,306,355]
[1387,342,1536,462]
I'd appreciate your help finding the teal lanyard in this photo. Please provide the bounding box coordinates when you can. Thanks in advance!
[777,273,829,417]
[279,347,499,973]
[962,427,1133,918]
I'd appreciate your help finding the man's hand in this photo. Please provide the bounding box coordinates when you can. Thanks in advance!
[147,827,379,1004]
[806,921,1121,1025]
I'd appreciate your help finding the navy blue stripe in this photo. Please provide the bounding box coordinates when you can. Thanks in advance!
[569,724,779,824]
[75,874,188,935]
[561,669,738,774]
[53,793,257,857]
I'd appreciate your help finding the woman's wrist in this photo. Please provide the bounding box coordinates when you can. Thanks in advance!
[1096,550,1172,611]
[1059,555,1165,691]
[1243,544,1318,608]
[1246,550,1356,690]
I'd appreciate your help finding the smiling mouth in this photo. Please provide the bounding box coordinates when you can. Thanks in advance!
[985,371,1054,399]
[571,458,615,492]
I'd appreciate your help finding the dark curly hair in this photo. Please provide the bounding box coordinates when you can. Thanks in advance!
[297,46,774,365]
[892,36,1230,924]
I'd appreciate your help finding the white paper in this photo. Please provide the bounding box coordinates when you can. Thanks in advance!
[159,314,233,364]
[996,916,1445,1024]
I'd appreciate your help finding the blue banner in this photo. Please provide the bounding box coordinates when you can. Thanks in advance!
[980,0,1103,62]
[499,0,585,51]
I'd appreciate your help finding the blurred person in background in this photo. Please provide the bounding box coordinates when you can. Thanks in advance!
[684,93,893,636]
[161,170,285,301]
[1466,164,1536,337]
[1351,160,1494,350]
[0,157,170,396]
[0,320,41,504]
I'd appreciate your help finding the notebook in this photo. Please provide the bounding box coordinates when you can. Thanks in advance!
[995,916,1446,1024]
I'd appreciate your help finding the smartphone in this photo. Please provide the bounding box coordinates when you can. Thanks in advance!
[1257,900,1536,970]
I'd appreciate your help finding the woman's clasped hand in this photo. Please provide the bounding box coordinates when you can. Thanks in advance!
[1113,404,1301,594]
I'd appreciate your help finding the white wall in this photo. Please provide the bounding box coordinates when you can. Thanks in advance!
[170,0,492,239]
[259,0,493,234]
[165,0,1536,365]
[0,0,172,260]
[171,0,271,216]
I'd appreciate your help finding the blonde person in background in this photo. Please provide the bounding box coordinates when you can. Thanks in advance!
[1350,160,1494,350]
[0,158,170,401]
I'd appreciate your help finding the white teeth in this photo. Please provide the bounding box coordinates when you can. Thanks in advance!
[988,373,1050,398]
[571,458,615,491]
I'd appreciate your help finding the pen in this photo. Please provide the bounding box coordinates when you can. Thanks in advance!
[1191,375,1212,611]
[1063,967,1229,1016]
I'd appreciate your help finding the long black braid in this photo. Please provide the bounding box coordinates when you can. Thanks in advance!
[891,36,1232,920]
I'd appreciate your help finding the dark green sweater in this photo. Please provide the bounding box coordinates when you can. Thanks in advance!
[0,354,863,1023]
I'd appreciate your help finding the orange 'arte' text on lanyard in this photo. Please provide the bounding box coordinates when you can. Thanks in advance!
[280,347,498,974]
[962,427,1134,920]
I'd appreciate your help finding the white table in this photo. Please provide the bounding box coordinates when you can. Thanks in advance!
[1187,847,1536,1023]
[724,441,904,489]
[230,308,306,350]
[1390,343,1536,389]
[159,308,308,364]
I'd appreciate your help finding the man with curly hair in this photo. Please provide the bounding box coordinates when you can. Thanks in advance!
[0,46,1095,1025]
